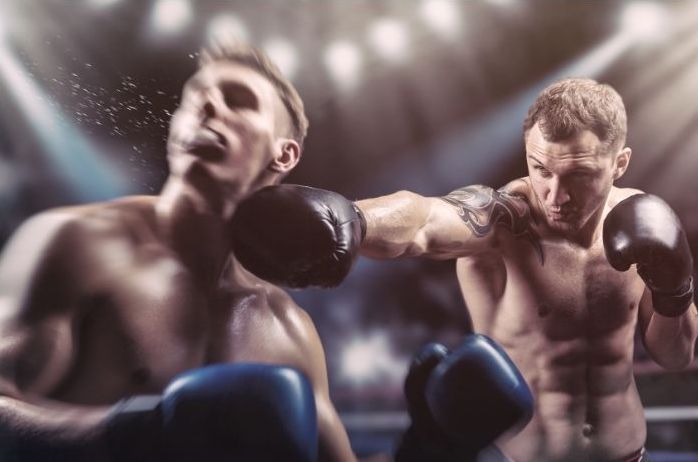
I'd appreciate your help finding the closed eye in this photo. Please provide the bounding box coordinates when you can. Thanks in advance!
[221,82,258,111]
[533,165,551,177]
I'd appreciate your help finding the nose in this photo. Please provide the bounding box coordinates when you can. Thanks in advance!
[547,177,570,207]
[203,99,216,119]
[201,89,223,120]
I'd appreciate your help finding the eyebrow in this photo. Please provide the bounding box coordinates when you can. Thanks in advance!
[527,155,545,166]
[183,77,259,105]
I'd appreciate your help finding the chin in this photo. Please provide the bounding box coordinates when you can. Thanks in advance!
[547,217,581,233]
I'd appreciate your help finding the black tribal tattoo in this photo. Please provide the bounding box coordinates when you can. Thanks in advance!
[440,185,544,264]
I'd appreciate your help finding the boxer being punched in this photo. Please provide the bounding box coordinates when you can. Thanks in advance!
[233,78,697,461]
[0,39,351,461]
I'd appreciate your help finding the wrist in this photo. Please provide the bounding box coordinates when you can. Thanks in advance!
[651,277,694,317]
[105,395,163,462]
[352,203,367,241]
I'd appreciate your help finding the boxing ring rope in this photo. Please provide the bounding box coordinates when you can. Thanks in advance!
[339,407,698,432]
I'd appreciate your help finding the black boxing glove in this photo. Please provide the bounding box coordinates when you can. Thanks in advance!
[603,194,694,317]
[230,184,366,288]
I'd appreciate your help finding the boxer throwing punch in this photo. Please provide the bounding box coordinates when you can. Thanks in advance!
[233,78,697,461]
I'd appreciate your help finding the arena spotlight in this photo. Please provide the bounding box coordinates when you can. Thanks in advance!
[420,0,462,40]
[367,18,410,63]
[206,13,249,43]
[151,0,192,35]
[620,1,670,43]
[324,41,363,91]
[262,38,299,80]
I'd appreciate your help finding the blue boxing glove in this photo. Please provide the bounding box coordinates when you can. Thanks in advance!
[395,334,533,462]
[106,363,318,462]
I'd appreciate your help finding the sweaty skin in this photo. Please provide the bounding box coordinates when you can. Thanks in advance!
[357,124,698,461]
[0,61,355,462]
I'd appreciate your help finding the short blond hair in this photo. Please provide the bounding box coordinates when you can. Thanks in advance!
[523,78,627,154]
[199,39,309,147]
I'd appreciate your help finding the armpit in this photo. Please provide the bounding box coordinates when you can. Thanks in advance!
[440,185,544,264]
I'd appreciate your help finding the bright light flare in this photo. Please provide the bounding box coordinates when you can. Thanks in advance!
[368,18,410,63]
[324,41,363,91]
[151,0,192,35]
[340,332,406,386]
[420,0,462,40]
[620,1,670,42]
[263,38,299,80]
[206,14,249,43]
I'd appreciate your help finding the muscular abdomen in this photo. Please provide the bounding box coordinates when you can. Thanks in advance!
[457,242,648,461]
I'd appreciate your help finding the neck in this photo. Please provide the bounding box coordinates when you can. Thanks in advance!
[533,199,607,249]
[155,178,235,285]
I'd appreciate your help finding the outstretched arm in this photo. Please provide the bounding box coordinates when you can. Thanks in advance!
[358,184,538,261]
[230,182,538,288]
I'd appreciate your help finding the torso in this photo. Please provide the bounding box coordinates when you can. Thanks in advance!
[456,182,647,462]
[46,197,306,405]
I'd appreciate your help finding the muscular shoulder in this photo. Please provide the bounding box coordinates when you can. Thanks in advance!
[607,186,645,209]
[441,179,535,241]
[266,288,321,352]
[498,177,533,199]
[264,287,328,388]
[0,197,157,310]
[1,207,95,280]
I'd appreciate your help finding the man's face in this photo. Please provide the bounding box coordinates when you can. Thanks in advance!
[167,61,291,203]
[525,123,624,235]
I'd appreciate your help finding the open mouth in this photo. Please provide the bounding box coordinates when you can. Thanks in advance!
[184,128,227,160]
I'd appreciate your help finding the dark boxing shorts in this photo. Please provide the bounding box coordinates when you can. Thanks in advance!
[475,445,650,462]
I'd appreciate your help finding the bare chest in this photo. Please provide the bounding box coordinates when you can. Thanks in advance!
[52,246,297,404]
[462,238,644,340]
[523,242,640,339]
[50,238,225,401]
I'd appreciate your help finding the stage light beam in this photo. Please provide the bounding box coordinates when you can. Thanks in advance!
[0,42,129,200]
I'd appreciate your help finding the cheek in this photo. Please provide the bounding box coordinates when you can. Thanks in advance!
[168,108,195,138]
[529,175,548,198]
[574,177,609,209]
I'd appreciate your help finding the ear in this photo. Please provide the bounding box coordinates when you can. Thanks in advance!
[268,138,301,174]
[612,147,631,181]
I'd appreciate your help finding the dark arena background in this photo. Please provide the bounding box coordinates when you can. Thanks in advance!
[0,0,696,459]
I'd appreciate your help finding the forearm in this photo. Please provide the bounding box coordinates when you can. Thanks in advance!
[644,303,698,370]
[0,394,112,460]
[357,191,432,259]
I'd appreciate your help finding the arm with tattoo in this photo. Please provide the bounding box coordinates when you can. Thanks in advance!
[441,185,543,263]
[357,184,541,261]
